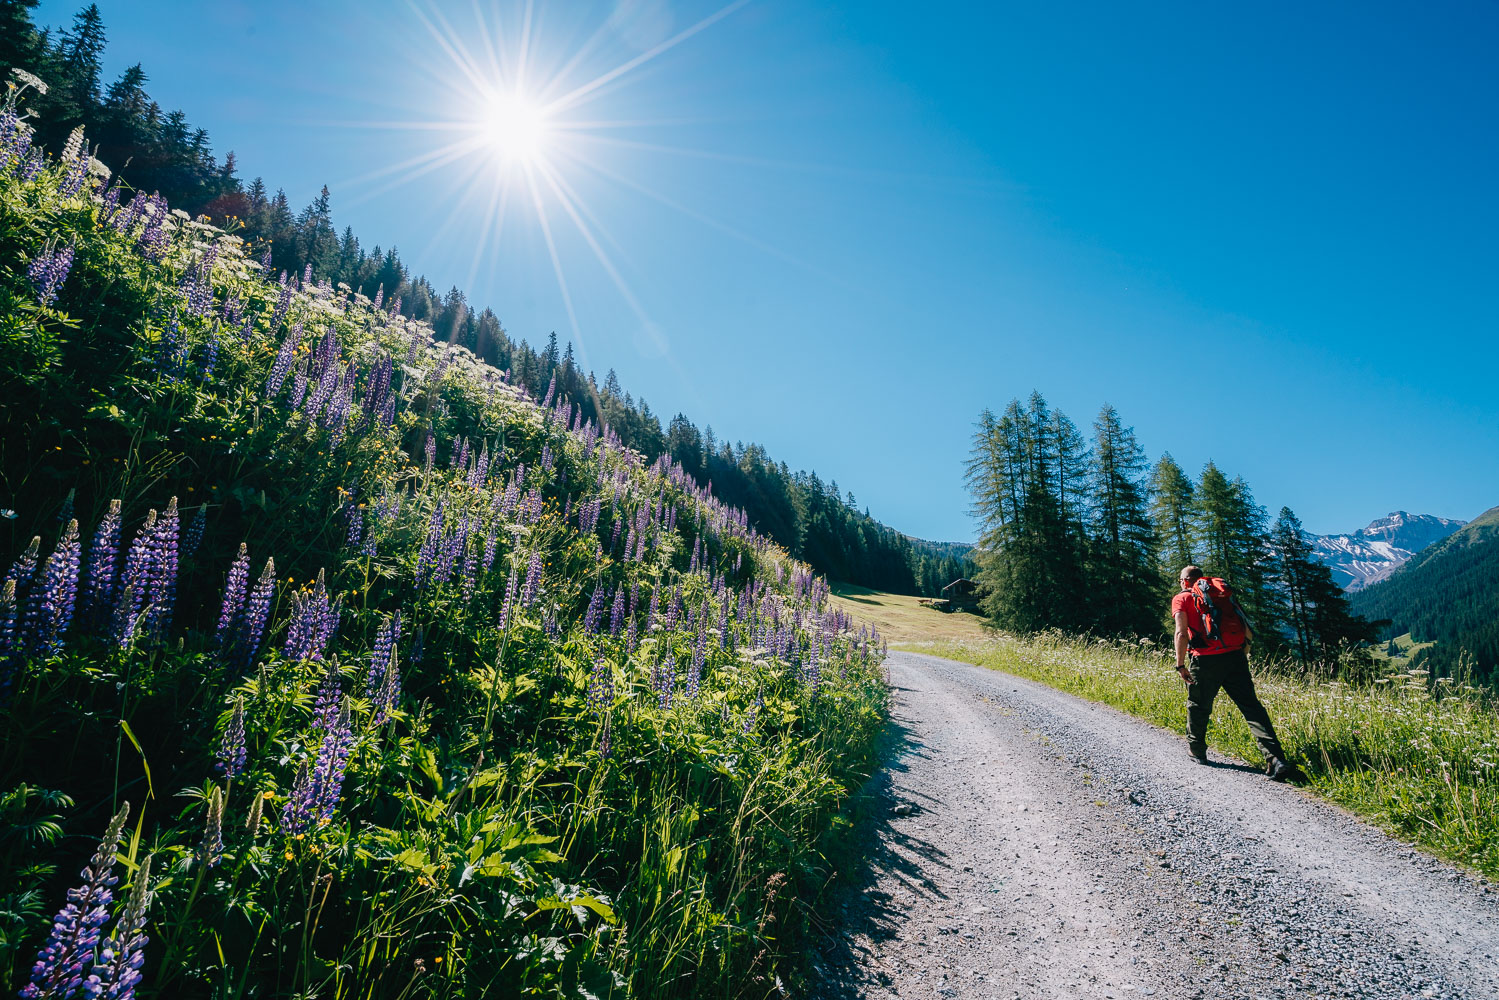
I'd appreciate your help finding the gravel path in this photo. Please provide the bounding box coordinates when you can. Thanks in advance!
[813,650,1499,1000]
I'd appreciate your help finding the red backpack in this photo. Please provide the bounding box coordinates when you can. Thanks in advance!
[1188,577,1248,653]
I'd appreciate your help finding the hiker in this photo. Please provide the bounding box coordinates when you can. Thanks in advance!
[1171,566,1302,782]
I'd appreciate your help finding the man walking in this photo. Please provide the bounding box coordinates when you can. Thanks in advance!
[1172,566,1302,782]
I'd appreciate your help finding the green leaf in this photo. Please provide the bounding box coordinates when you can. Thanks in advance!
[119,719,153,800]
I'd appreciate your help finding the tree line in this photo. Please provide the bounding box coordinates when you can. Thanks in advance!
[0,1,972,596]
[966,392,1378,670]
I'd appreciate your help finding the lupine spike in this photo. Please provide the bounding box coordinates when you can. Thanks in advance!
[20,802,130,1000]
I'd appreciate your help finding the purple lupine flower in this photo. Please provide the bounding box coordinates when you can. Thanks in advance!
[31,519,81,656]
[259,245,273,269]
[142,497,179,640]
[460,534,479,600]
[215,544,250,651]
[287,360,310,411]
[0,580,19,697]
[521,550,543,607]
[310,663,341,733]
[685,626,707,700]
[365,610,401,725]
[86,852,154,999]
[221,293,242,326]
[651,654,674,710]
[282,698,355,835]
[182,504,206,560]
[609,587,625,636]
[20,802,130,1000]
[235,558,275,669]
[343,504,363,552]
[197,788,225,869]
[28,240,76,307]
[198,332,219,381]
[216,698,247,778]
[372,284,384,311]
[498,564,518,632]
[302,263,313,286]
[18,147,44,182]
[284,569,336,662]
[541,374,556,408]
[582,585,606,635]
[586,656,614,717]
[58,149,89,200]
[481,525,498,576]
[264,323,302,398]
[112,512,156,649]
[268,280,293,329]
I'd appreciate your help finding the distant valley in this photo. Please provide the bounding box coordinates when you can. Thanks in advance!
[1312,511,1466,591]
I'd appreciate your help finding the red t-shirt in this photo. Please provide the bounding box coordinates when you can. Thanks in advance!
[1171,585,1244,656]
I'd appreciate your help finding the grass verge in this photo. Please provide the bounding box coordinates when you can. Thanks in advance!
[904,634,1499,879]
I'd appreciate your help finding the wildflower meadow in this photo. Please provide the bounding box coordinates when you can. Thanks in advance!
[0,87,888,999]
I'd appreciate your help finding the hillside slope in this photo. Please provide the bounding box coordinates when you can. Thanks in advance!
[1351,506,1499,682]
[1313,511,1466,590]
[0,8,968,598]
[0,110,886,998]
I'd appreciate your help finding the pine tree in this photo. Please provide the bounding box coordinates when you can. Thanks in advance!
[967,393,1090,633]
[1087,405,1159,635]
[1270,506,1377,671]
[1149,453,1196,577]
[1269,507,1318,662]
[1196,464,1280,638]
[59,4,106,110]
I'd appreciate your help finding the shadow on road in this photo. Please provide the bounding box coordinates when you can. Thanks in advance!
[807,711,948,998]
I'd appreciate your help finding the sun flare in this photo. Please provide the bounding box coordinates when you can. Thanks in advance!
[478,92,549,167]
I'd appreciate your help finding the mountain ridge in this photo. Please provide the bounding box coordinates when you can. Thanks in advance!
[1311,510,1466,591]
[1350,506,1499,683]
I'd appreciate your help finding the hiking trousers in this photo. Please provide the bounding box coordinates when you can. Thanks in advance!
[1185,648,1286,763]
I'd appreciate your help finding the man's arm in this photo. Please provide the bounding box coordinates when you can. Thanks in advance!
[1173,610,1194,683]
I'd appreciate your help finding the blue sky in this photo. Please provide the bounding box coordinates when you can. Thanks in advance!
[37,0,1499,540]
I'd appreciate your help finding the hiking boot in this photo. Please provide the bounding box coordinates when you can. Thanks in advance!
[1266,757,1304,783]
[1192,752,1209,766]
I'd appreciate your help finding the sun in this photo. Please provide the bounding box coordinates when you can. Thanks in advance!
[478,91,550,167]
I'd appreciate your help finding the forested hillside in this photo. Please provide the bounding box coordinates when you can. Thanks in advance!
[0,87,889,996]
[0,1,970,596]
[1351,506,1499,684]
[966,393,1377,673]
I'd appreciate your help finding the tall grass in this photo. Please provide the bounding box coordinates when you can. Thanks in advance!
[913,634,1499,877]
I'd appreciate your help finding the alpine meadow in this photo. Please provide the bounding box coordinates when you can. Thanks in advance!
[3,3,1499,999]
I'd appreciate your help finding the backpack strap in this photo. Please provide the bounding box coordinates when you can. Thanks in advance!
[1194,579,1223,643]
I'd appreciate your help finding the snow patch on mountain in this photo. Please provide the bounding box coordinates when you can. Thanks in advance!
[1312,511,1466,591]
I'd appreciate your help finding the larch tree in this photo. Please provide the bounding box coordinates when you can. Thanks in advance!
[1087,405,1160,635]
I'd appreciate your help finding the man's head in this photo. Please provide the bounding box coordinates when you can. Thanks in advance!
[1179,565,1203,590]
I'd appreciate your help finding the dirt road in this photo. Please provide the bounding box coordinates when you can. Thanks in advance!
[815,651,1499,1000]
